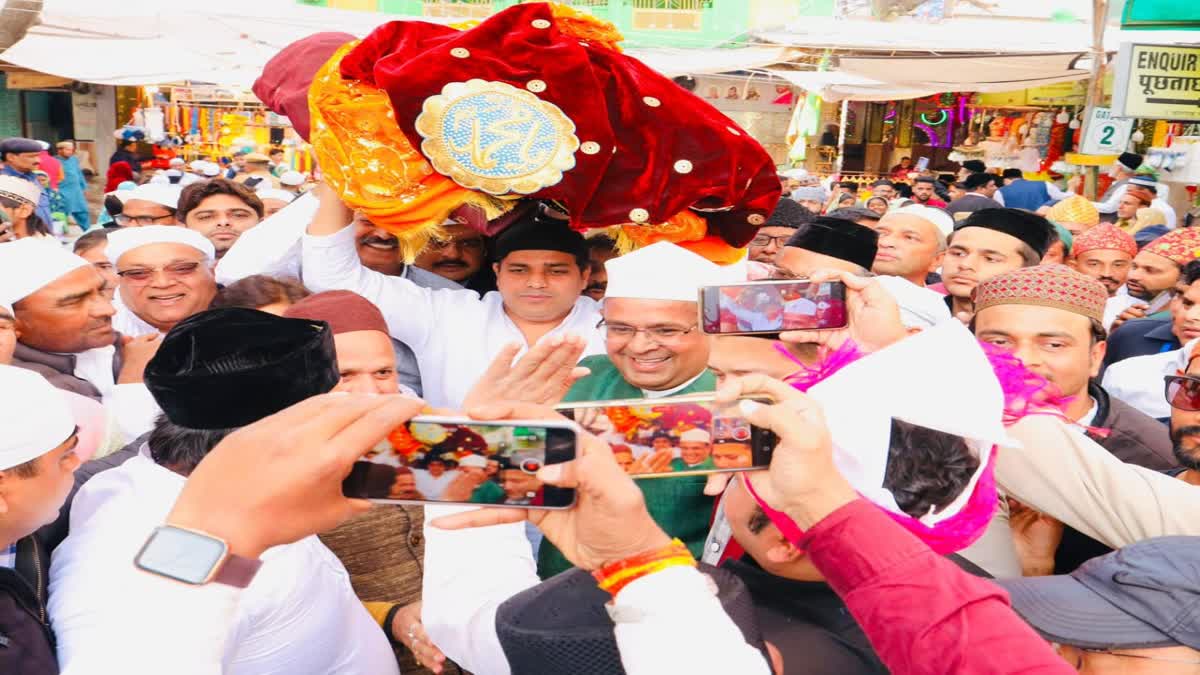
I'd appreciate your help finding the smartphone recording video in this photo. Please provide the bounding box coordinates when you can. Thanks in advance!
[342,416,578,509]
[557,396,777,478]
[699,280,848,335]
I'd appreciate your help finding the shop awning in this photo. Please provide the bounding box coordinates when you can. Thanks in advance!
[0,0,789,87]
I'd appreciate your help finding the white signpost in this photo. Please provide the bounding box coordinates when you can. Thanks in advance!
[1080,106,1135,156]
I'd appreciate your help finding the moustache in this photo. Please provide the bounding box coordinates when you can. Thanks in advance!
[1098,276,1119,285]
[433,259,468,267]
[358,235,398,249]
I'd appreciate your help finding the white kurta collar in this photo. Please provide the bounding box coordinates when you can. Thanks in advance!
[641,370,706,399]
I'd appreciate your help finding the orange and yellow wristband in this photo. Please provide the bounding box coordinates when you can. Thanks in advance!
[592,538,697,597]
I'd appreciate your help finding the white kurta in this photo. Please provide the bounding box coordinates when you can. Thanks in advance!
[302,223,607,408]
[421,505,771,675]
[1103,286,1142,331]
[49,454,399,675]
[1100,346,1183,419]
[70,343,160,443]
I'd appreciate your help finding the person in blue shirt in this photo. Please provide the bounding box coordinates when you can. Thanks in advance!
[0,137,53,228]
[55,141,90,230]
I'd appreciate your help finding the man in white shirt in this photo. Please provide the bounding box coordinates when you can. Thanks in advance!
[0,238,159,442]
[304,185,604,408]
[49,307,398,675]
[105,226,218,338]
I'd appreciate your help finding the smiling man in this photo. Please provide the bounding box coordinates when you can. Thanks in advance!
[542,241,734,578]
[177,178,263,259]
[105,226,218,337]
[1069,224,1138,329]
[412,216,488,287]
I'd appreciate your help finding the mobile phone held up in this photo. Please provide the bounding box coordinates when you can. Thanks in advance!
[556,395,778,479]
[699,280,848,336]
[341,416,579,509]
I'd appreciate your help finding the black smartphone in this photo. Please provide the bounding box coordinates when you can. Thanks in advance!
[556,396,777,478]
[341,416,578,509]
[698,280,848,335]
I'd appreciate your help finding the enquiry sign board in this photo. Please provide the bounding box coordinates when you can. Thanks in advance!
[1112,43,1200,122]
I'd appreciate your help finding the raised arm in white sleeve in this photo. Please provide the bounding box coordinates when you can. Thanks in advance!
[421,505,540,675]
[301,223,452,351]
[610,565,771,675]
[1093,182,1127,214]
[214,192,318,285]
[1045,182,1073,202]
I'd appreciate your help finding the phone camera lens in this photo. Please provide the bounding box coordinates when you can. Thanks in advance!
[520,458,542,474]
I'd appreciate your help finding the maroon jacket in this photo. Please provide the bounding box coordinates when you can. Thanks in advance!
[802,499,1073,675]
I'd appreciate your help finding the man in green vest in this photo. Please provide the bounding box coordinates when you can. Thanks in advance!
[539,241,739,577]
[670,428,715,471]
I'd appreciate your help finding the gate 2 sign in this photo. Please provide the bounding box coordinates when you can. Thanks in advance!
[1112,43,1200,122]
[1080,107,1134,156]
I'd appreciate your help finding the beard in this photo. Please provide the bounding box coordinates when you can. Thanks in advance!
[1170,425,1200,470]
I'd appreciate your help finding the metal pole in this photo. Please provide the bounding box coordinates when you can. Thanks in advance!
[834,98,849,177]
[1084,0,1109,199]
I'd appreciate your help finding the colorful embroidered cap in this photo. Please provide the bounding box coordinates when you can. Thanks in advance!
[1144,227,1200,267]
[1071,223,1137,258]
[973,264,1108,323]
[1046,195,1099,228]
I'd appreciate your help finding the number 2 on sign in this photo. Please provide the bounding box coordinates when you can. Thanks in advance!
[1100,125,1115,146]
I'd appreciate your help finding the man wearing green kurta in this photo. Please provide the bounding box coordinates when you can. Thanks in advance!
[537,241,733,578]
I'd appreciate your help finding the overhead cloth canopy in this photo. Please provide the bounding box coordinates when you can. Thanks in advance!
[0,0,786,87]
[769,52,1090,102]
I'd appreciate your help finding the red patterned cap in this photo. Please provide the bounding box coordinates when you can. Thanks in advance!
[973,264,1107,323]
[1144,228,1200,267]
[1071,223,1137,258]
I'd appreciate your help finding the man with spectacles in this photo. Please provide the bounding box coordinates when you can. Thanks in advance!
[412,216,491,291]
[105,226,218,338]
[177,178,264,259]
[1163,349,1200,487]
[748,199,813,264]
[114,184,181,228]
[539,241,736,578]
[997,536,1200,672]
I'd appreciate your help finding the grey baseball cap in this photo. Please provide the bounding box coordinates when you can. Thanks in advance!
[997,536,1200,649]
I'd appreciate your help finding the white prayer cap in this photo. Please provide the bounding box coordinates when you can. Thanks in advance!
[885,204,954,239]
[604,241,735,303]
[256,188,296,204]
[458,454,488,468]
[105,225,215,265]
[0,175,42,206]
[168,158,186,168]
[165,169,183,178]
[0,365,75,470]
[278,170,305,187]
[807,320,1012,526]
[188,160,207,172]
[202,163,222,178]
[679,428,711,443]
[118,183,182,210]
[148,174,169,185]
[780,168,809,180]
[0,238,90,307]
[874,275,952,329]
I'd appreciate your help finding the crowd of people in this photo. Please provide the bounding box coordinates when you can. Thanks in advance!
[1,4,1199,674]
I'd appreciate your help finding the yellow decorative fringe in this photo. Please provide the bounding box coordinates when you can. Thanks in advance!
[549,3,624,52]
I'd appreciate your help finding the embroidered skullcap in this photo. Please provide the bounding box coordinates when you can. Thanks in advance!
[1047,195,1099,227]
[1072,223,1136,258]
[0,175,42,206]
[1143,228,1200,267]
[105,225,215,265]
[974,264,1108,323]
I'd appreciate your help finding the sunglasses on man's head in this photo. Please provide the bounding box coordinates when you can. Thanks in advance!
[1164,375,1200,412]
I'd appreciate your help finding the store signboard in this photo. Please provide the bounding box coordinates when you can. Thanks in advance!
[1121,0,1200,30]
[1079,106,1134,155]
[1112,43,1200,122]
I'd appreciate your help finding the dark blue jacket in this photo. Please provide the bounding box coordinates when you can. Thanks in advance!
[998,179,1051,212]
[1101,317,1179,376]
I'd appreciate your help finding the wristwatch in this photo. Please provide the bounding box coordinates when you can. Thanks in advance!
[134,525,262,588]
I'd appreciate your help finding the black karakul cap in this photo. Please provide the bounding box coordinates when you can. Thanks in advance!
[496,563,768,675]
[785,216,879,269]
[954,208,1054,257]
[144,307,340,429]
[493,205,587,263]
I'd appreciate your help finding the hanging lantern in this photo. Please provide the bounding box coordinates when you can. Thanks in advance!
[1131,130,1145,143]
[1055,108,1070,124]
